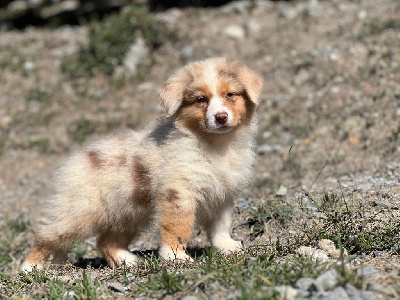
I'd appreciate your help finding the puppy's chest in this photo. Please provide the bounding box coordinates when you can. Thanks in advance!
[196,147,253,193]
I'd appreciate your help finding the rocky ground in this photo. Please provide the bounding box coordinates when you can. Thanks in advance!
[1,0,400,299]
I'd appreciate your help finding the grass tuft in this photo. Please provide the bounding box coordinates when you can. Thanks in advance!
[247,200,293,241]
[300,192,400,254]
[62,6,173,78]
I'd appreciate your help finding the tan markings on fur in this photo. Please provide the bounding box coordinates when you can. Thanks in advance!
[217,79,250,126]
[97,231,135,267]
[131,155,152,205]
[160,189,194,255]
[24,241,59,265]
[87,150,103,169]
[177,84,212,133]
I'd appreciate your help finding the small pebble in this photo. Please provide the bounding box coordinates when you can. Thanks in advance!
[276,185,288,196]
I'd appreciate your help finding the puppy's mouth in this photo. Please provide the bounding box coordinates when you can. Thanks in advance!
[205,124,234,134]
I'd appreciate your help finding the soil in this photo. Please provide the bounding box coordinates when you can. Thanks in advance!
[1,0,400,297]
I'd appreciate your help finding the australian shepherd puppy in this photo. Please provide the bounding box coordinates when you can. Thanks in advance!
[21,57,263,271]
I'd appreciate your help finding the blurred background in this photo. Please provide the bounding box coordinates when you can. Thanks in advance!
[1,0,400,285]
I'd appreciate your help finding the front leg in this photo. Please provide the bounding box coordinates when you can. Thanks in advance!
[205,202,243,254]
[158,189,195,261]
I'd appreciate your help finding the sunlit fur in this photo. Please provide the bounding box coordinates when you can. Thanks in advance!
[21,58,263,271]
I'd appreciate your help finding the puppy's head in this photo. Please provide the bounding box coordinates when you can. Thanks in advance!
[159,58,263,134]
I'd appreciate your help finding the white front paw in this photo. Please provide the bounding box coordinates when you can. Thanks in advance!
[115,249,138,267]
[214,238,243,254]
[159,245,193,261]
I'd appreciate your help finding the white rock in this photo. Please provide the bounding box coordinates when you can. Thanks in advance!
[123,38,148,75]
[246,20,261,34]
[223,25,246,40]
[8,0,28,11]
[182,296,199,300]
[257,144,273,154]
[262,131,272,139]
[138,82,153,92]
[296,246,330,262]
[356,266,380,279]
[318,239,348,258]
[28,0,44,8]
[328,286,350,300]
[220,1,251,14]
[24,61,36,71]
[316,269,341,290]
[276,185,288,197]
[295,277,323,293]
[0,116,12,128]
[181,45,194,59]
[358,10,367,20]
[271,285,298,299]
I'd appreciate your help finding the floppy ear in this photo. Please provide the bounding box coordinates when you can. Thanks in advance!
[237,64,264,105]
[159,68,191,116]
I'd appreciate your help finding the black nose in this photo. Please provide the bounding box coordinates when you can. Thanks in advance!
[215,112,228,125]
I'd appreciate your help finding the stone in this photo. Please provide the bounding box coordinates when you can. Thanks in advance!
[318,239,348,258]
[316,269,340,290]
[373,250,388,257]
[246,20,261,34]
[257,144,273,154]
[24,61,36,72]
[8,0,28,12]
[296,246,330,263]
[220,1,251,14]
[223,25,246,40]
[328,287,350,300]
[137,82,153,92]
[0,116,12,128]
[312,291,329,299]
[345,283,363,300]
[296,277,323,293]
[366,282,387,294]
[108,282,125,293]
[123,38,149,75]
[356,181,373,191]
[360,291,386,300]
[271,285,298,299]
[182,296,199,300]
[276,185,288,197]
[356,266,380,280]
[181,45,194,59]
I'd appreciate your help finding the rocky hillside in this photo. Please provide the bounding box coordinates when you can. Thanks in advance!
[1,0,400,298]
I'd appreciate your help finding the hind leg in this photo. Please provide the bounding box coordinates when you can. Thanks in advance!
[97,231,137,268]
[21,238,69,272]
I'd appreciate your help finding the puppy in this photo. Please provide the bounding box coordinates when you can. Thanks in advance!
[21,57,263,271]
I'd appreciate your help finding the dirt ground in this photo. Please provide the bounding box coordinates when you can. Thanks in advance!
[1,0,400,298]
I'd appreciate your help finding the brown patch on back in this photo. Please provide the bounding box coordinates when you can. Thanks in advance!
[87,150,103,169]
[131,155,152,205]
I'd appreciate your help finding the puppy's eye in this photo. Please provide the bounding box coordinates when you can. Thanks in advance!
[226,92,235,99]
[197,97,208,104]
